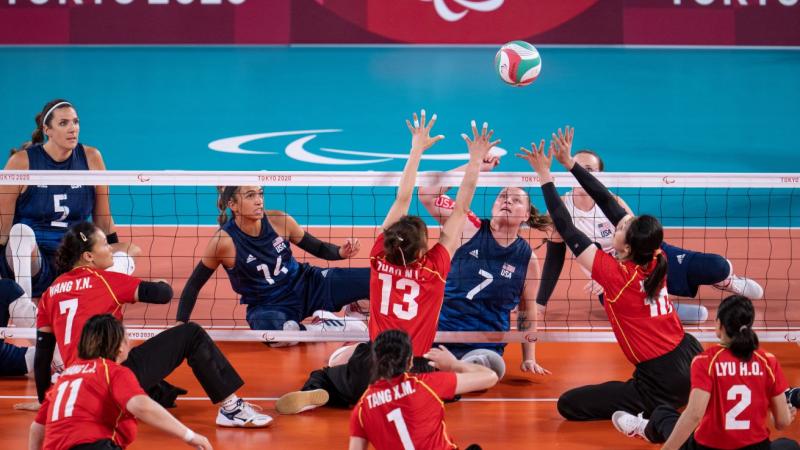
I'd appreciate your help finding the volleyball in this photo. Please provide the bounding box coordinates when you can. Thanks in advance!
[494,40,542,87]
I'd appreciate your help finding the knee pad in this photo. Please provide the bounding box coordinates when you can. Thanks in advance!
[108,251,136,275]
[461,349,506,380]
[7,224,37,299]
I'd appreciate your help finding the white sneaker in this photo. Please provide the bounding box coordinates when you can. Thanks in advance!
[341,299,370,321]
[714,275,764,300]
[307,310,367,332]
[268,320,300,348]
[275,389,330,415]
[216,399,273,428]
[612,411,650,440]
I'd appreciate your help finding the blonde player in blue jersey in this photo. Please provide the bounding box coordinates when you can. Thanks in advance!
[0,99,138,328]
[418,154,551,379]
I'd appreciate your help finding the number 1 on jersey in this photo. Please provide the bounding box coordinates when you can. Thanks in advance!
[387,408,415,450]
[51,378,83,422]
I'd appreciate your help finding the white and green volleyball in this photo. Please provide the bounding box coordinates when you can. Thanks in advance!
[494,41,542,87]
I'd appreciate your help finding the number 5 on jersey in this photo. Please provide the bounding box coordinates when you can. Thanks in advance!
[378,274,420,320]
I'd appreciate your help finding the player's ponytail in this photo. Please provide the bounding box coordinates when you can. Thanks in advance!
[32,98,72,144]
[383,215,427,266]
[217,186,239,227]
[78,314,126,361]
[8,141,33,157]
[626,215,666,301]
[372,329,413,381]
[525,199,552,231]
[55,222,100,274]
[717,294,759,361]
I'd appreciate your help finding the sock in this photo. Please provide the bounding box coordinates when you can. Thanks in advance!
[221,394,241,411]
[8,223,36,300]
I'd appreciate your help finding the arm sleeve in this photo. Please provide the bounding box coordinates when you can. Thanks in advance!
[349,403,367,438]
[34,331,56,403]
[569,164,628,226]
[137,281,173,304]
[541,182,593,257]
[296,231,344,261]
[535,240,567,307]
[176,262,215,323]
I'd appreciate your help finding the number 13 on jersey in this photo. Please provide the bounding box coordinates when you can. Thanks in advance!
[378,274,420,321]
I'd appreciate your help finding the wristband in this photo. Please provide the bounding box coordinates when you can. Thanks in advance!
[183,428,195,443]
[106,232,119,244]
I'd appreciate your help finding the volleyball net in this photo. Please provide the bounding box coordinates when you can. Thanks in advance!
[1,170,799,344]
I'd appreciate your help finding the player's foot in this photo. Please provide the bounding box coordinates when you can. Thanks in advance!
[713,275,764,300]
[342,299,370,321]
[216,399,273,427]
[612,411,650,440]
[268,320,300,348]
[308,310,367,332]
[276,389,330,415]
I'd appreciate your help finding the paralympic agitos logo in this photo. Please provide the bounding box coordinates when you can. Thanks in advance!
[208,130,507,166]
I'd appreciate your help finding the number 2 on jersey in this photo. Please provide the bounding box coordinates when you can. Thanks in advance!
[387,408,415,450]
[378,273,419,320]
[725,384,752,430]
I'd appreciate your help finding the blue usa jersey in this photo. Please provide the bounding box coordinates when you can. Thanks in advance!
[438,219,532,356]
[14,144,95,253]
[222,216,302,305]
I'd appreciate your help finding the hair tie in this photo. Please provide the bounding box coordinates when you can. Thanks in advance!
[79,232,88,242]
[42,101,72,127]
[397,236,404,242]
[739,325,748,333]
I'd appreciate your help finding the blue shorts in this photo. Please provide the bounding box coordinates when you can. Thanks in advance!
[245,265,370,330]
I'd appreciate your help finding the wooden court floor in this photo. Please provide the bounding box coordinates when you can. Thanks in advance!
[1,341,798,449]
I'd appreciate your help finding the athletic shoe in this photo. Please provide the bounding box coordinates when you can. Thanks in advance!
[307,310,367,332]
[612,411,650,440]
[713,275,764,300]
[341,299,370,321]
[216,399,273,428]
[268,320,300,348]
[275,389,330,415]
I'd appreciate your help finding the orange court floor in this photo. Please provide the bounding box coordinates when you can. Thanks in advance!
[1,341,798,449]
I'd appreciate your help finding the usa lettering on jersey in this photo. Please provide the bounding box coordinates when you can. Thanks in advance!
[272,237,287,252]
[500,263,515,279]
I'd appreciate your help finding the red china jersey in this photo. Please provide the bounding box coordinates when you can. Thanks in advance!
[350,372,458,450]
[692,346,788,449]
[592,251,684,364]
[37,267,140,365]
[369,234,451,356]
[35,358,145,450]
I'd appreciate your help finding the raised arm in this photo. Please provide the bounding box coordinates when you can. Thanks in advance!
[437,121,498,255]
[418,154,500,226]
[550,127,629,226]
[175,230,230,323]
[517,140,596,273]
[382,109,444,231]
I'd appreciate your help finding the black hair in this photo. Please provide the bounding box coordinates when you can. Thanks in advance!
[372,329,413,381]
[383,216,428,266]
[78,314,126,361]
[55,222,101,274]
[717,294,759,361]
[625,215,667,301]
[217,186,240,227]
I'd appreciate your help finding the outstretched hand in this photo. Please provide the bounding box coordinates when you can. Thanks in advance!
[338,238,361,259]
[515,139,553,181]
[551,126,575,169]
[407,109,444,153]
[520,360,552,375]
[461,120,501,162]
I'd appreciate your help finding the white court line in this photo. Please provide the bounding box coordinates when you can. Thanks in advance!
[0,395,558,403]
